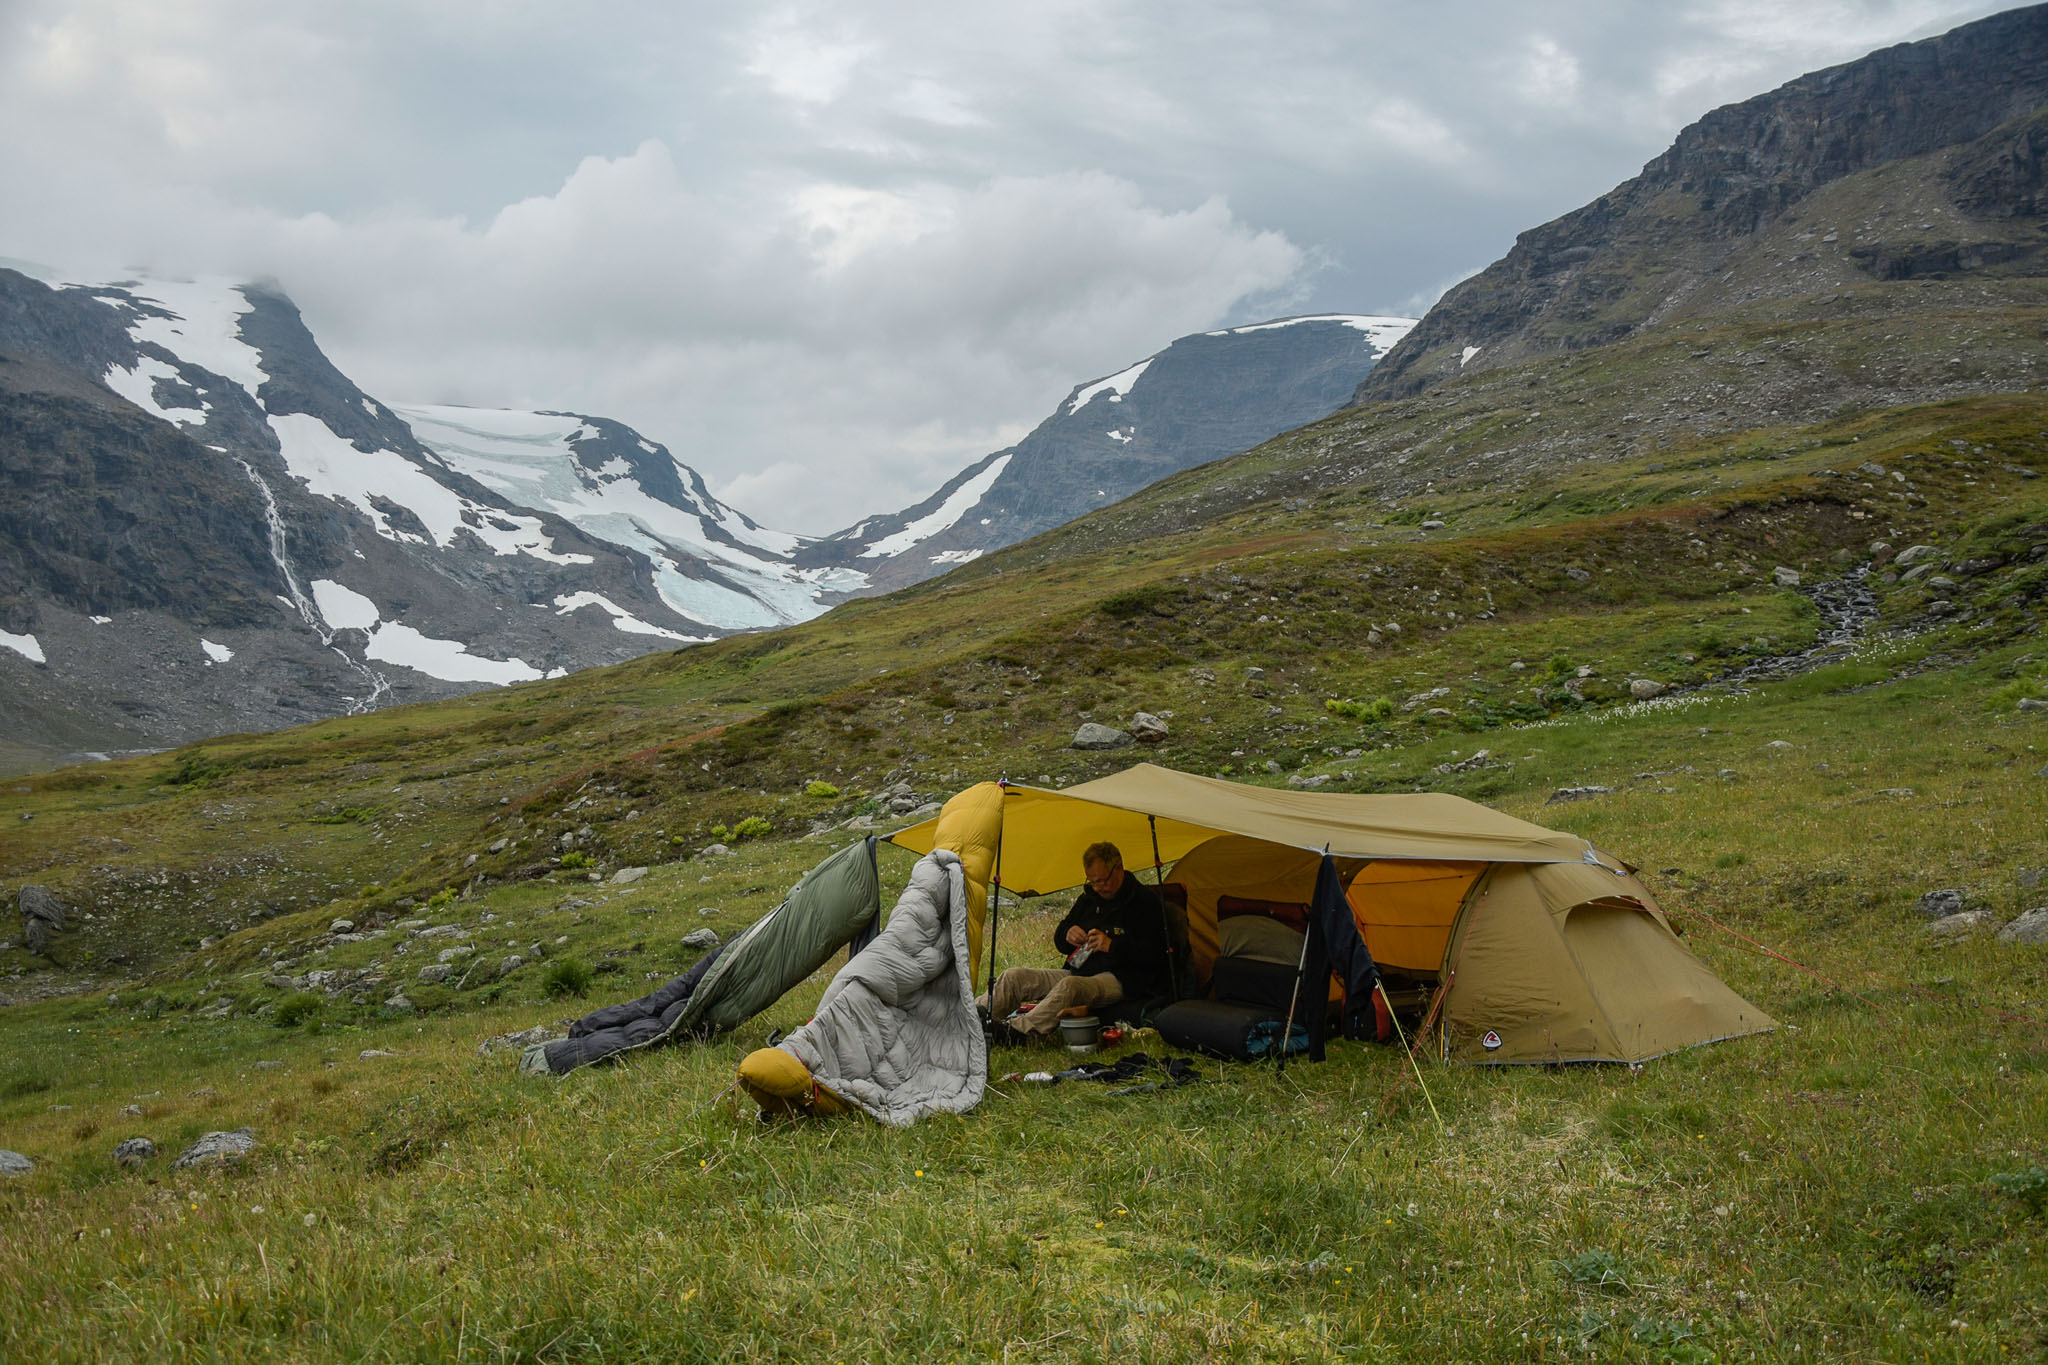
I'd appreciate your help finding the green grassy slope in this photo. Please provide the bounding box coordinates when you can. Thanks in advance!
[0,312,2044,1357]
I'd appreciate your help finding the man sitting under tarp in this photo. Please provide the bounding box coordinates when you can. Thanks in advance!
[980,840,1170,1040]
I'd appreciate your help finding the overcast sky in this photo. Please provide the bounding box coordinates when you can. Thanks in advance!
[0,1,2019,533]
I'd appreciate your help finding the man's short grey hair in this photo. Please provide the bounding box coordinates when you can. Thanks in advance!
[1082,841,1122,869]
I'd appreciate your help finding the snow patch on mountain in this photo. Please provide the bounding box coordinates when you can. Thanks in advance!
[200,639,234,663]
[103,356,208,425]
[309,578,544,684]
[1207,314,1417,351]
[554,591,705,642]
[117,277,271,400]
[858,454,1013,559]
[394,404,861,629]
[1066,360,1152,414]
[269,413,591,565]
[366,624,545,685]
[1,630,46,664]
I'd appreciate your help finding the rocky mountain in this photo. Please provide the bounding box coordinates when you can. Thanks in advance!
[0,265,847,770]
[0,265,1409,771]
[801,315,1412,593]
[1358,3,2048,403]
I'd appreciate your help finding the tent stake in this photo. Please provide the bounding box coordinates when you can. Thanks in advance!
[1378,980,1446,1133]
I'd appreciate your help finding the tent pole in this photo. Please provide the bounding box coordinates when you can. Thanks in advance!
[1147,815,1178,1001]
[1275,846,1328,1078]
[1276,912,1314,1078]
[985,785,1006,1001]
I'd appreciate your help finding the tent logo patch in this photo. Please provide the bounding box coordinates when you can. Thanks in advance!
[1481,1030,1502,1051]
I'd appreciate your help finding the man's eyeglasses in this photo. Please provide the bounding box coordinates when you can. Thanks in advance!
[1085,865,1120,889]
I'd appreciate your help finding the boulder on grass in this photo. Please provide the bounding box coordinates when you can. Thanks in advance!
[172,1129,255,1170]
[1997,908,2048,946]
[1072,723,1134,751]
[1915,889,1968,920]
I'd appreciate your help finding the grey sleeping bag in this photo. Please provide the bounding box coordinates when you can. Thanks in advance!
[530,838,881,1075]
[778,849,987,1125]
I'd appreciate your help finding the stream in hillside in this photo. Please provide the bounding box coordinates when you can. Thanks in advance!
[1703,566,1882,692]
[238,460,392,712]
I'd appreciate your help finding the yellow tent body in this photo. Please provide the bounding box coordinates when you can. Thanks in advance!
[889,764,1773,1065]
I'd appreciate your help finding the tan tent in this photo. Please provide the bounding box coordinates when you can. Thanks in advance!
[888,764,1773,1065]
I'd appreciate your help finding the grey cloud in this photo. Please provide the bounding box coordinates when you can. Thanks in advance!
[0,0,2019,531]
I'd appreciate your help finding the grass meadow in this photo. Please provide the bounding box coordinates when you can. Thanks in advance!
[2,639,2044,1362]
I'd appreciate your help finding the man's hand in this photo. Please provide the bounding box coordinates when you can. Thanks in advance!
[1084,929,1112,954]
[1065,925,1088,948]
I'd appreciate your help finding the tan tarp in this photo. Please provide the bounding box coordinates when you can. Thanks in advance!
[888,764,1606,895]
[886,764,1774,1065]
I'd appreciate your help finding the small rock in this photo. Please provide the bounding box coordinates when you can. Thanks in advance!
[1629,679,1668,700]
[701,843,732,857]
[1876,788,1916,798]
[1287,774,1331,789]
[383,993,414,1011]
[1072,723,1135,750]
[1419,519,1446,531]
[1365,629,1383,646]
[682,928,721,951]
[19,885,66,955]
[416,964,456,985]
[611,866,648,885]
[1545,786,1613,804]
[1763,740,1795,752]
[436,945,474,963]
[172,1129,256,1170]
[113,1137,156,1168]
[0,1150,31,1177]
[328,918,355,935]
[1264,760,1283,775]
[119,1104,143,1118]
[1130,712,1169,744]
[358,1049,398,1060]
[1996,907,2048,946]
[2018,698,2048,713]
[254,1059,284,1070]
[498,955,525,976]
[1893,544,1940,566]
[1565,567,1592,584]
[1915,889,1968,920]
[1773,566,1801,587]
[489,837,510,854]
[478,1024,564,1058]
[1924,911,1995,939]
[1244,666,1265,681]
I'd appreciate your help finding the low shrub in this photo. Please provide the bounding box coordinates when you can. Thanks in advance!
[1325,696,1395,722]
[273,992,324,1029]
[804,780,842,798]
[542,958,593,999]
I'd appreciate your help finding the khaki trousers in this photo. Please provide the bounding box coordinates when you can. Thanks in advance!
[983,967,1124,1035]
